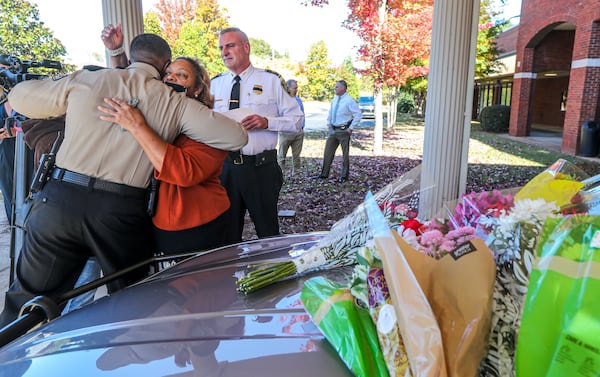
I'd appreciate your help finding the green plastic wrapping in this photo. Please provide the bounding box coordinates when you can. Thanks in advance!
[516,215,600,377]
[301,276,390,377]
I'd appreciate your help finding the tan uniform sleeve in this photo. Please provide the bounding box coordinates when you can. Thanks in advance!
[7,76,72,119]
[179,99,248,152]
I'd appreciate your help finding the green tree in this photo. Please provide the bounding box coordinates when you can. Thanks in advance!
[0,0,66,63]
[152,0,230,76]
[153,0,196,46]
[337,56,359,99]
[175,23,220,74]
[250,38,283,59]
[300,40,334,101]
[191,0,230,66]
[143,11,164,37]
[476,0,508,77]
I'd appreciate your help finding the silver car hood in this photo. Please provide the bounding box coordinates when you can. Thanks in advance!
[0,233,355,376]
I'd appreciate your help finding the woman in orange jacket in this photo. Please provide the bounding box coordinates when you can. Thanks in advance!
[98,53,231,256]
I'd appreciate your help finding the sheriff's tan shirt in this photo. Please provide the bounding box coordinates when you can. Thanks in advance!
[8,62,248,188]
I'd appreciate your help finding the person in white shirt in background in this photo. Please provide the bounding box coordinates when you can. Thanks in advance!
[317,80,362,183]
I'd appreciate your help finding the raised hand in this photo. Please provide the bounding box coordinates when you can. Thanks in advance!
[101,23,124,50]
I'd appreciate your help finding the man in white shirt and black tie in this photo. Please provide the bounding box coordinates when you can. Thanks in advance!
[210,27,304,244]
[317,80,362,183]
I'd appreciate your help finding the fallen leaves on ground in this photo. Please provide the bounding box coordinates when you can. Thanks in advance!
[242,125,600,240]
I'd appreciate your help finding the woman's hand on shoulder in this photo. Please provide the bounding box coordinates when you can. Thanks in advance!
[98,97,148,133]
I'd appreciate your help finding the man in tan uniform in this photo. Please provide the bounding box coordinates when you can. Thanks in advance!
[0,33,247,327]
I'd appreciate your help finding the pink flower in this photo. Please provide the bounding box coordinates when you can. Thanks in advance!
[415,225,476,259]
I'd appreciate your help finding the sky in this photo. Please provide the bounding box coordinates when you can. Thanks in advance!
[30,0,522,68]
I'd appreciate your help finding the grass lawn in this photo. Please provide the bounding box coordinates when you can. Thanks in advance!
[243,116,600,240]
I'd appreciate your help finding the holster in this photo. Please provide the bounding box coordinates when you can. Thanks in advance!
[146,176,160,217]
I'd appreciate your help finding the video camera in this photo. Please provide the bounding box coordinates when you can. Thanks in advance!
[0,54,62,92]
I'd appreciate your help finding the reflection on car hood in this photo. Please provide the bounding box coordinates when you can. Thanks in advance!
[0,233,355,377]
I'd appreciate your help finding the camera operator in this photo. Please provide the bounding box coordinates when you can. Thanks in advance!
[0,95,17,225]
[0,54,62,225]
[0,59,34,226]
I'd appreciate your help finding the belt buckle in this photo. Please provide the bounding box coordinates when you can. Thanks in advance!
[233,154,244,165]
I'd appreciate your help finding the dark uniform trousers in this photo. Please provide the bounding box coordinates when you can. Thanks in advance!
[0,178,154,327]
[320,128,351,179]
[220,150,283,244]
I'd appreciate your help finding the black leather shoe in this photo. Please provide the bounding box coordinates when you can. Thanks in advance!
[338,177,348,183]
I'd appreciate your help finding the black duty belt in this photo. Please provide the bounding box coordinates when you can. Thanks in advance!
[226,149,277,167]
[332,121,352,130]
[50,167,147,198]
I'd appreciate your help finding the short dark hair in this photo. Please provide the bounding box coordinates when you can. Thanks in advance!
[129,33,172,74]
[337,80,348,89]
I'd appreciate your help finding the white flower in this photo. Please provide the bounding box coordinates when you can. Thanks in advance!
[488,198,558,265]
[394,224,420,249]
[509,198,558,224]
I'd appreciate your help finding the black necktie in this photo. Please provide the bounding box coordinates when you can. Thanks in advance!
[229,75,241,110]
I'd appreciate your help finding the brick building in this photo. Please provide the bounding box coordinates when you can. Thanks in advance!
[509,0,600,155]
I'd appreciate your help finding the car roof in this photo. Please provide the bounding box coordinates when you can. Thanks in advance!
[0,233,355,377]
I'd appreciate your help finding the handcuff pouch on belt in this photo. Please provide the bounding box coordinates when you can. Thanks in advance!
[146,175,160,217]
[30,131,62,195]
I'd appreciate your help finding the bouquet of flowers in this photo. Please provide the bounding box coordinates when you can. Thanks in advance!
[513,158,586,211]
[449,189,515,236]
[301,274,390,377]
[349,242,412,377]
[478,159,591,377]
[365,192,496,377]
[478,198,559,377]
[236,165,428,294]
[516,215,600,377]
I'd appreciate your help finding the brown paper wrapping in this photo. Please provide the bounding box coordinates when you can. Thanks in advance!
[376,231,496,377]
[375,233,447,377]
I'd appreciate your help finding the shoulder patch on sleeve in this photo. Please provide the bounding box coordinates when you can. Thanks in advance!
[83,65,106,71]
[265,69,289,96]
[264,68,283,78]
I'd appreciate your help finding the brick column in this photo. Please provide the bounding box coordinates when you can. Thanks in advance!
[565,21,600,155]
[509,48,535,137]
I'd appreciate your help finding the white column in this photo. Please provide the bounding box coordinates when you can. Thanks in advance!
[418,0,480,219]
[101,0,144,65]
